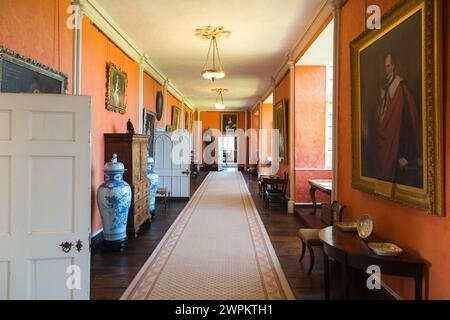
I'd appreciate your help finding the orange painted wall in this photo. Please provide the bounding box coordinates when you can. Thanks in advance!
[143,72,164,128]
[294,65,331,202]
[338,0,450,299]
[251,108,260,166]
[0,0,73,93]
[261,103,273,164]
[295,66,326,168]
[81,18,140,233]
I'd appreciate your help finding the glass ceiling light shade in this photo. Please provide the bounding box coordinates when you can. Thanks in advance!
[213,88,228,110]
[201,36,225,82]
[195,26,231,82]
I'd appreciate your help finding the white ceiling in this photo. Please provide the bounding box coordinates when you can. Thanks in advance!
[96,0,324,110]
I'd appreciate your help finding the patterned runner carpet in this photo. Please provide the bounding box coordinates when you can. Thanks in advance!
[121,171,294,300]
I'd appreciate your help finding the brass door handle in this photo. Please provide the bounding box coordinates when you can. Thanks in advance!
[60,241,73,253]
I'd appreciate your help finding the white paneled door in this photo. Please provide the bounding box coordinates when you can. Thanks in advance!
[0,94,91,300]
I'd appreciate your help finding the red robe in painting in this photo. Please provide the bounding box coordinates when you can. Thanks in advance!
[375,75,420,183]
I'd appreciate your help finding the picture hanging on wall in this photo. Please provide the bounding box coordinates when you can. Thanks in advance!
[273,99,287,164]
[0,45,67,94]
[106,62,128,114]
[171,105,181,130]
[350,0,444,216]
[220,112,238,134]
[143,109,157,157]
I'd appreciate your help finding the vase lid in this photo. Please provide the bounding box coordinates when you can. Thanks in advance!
[104,154,126,173]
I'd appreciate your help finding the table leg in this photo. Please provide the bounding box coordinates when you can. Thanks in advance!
[342,260,350,300]
[323,252,330,300]
[310,186,317,215]
[415,268,423,300]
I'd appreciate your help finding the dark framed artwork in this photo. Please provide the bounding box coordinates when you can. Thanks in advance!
[156,91,163,121]
[350,0,443,215]
[190,112,194,133]
[171,105,181,130]
[221,112,238,134]
[184,110,190,131]
[0,45,67,93]
[143,109,157,157]
[273,99,287,164]
[106,62,128,114]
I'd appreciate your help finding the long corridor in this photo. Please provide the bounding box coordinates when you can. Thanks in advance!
[121,172,294,300]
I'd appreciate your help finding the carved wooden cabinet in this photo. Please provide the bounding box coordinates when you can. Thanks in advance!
[104,134,150,238]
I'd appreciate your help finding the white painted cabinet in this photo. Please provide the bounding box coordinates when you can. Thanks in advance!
[154,132,191,198]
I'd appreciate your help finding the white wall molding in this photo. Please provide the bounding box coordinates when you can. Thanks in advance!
[195,106,250,112]
[329,0,343,202]
[80,0,194,110]
[266,0,332,92]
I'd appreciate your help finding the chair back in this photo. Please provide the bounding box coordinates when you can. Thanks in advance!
[321,201,346,226]
[281,172,289,194]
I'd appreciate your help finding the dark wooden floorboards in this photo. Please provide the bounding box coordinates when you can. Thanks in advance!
[91,171,393,300]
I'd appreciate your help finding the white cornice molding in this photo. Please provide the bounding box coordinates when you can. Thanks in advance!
[268,0,332,90]
[196,107,250,112]
[80,0,194,110]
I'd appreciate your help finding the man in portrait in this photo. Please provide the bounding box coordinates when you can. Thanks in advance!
[373,53,422,187]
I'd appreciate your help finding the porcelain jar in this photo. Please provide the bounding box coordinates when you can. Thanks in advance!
[97,154,132,242]
[147,156,159,216]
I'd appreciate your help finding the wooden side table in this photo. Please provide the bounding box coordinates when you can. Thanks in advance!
[308,179,332,214]
[319,226,426,300]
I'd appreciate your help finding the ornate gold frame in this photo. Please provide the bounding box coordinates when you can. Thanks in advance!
[171,105,181,130]
[220,112,239,134]
[106,62,128,114]
[273,99,288,164]
[350,0,444,216]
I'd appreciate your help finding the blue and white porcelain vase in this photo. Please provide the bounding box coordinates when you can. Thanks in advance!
[147,155,159,216]
[97,154,132,242]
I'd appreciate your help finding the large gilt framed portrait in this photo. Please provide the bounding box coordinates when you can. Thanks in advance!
[0,45,67,93]
[106,62,128,114]
[171,105,181,130]
[350,0,443,215]
[273,99,288,164]
[221,113,238,134]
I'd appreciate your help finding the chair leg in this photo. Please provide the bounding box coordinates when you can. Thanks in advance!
[307,245,315,276]
[299,239,306,262]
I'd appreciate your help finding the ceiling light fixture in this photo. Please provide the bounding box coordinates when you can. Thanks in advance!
[212,88,228,110]
[195,26,231,82]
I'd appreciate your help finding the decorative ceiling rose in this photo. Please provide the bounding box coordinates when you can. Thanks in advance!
[195,26,231,82]
[212,88,228,110]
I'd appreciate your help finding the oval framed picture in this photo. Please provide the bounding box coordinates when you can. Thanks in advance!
[156,91,163,121]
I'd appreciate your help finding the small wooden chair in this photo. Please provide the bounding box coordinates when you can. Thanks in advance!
[156,187,171,209]
[298,201,346,275]
[265,172,289,209]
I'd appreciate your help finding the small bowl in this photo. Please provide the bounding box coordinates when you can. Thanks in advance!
[357,214,373,238]
[368,242,403,256]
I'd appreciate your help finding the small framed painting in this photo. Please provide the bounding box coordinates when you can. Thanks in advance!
[143,108,157,157]
[106,62,128,114]
[184,110,190,131]
[273,99,287,164]
[171,105,181,130]
[221,112,238,134]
